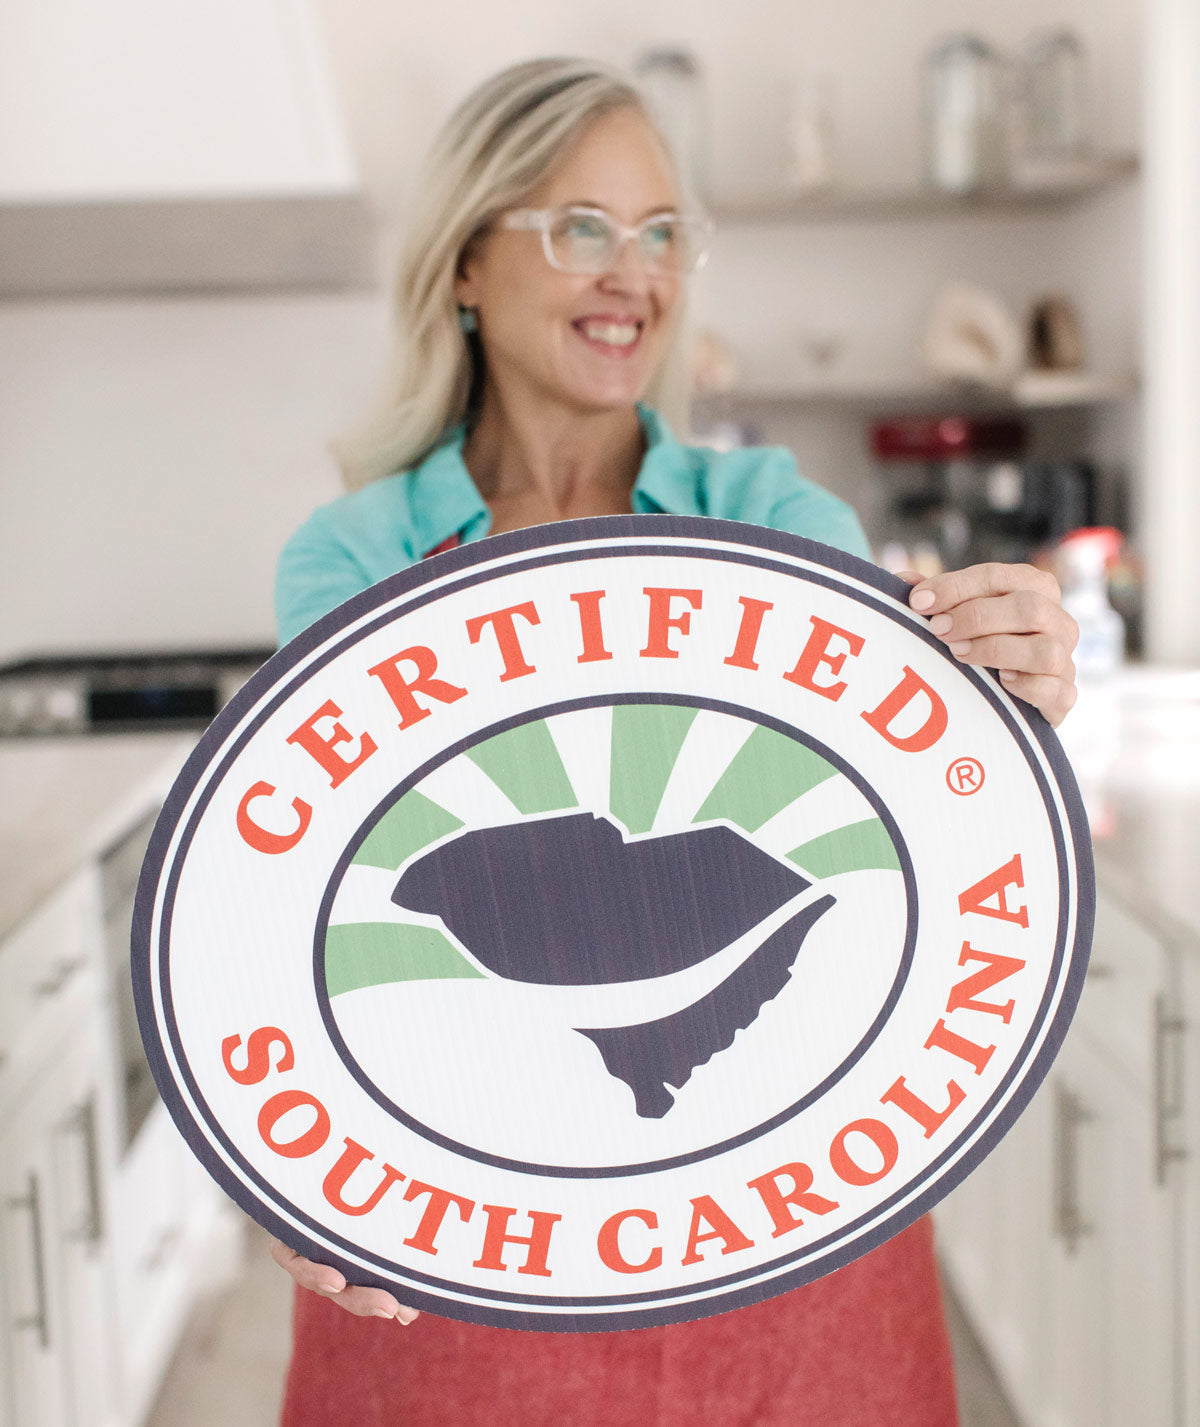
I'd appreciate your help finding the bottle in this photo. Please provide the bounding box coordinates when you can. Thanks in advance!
[1021,28,1090,160]
[923,35,1007,192]
[1058,527,1125,678]
[782,70,836,193]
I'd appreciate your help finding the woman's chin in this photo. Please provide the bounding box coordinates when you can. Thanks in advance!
[557,368,655,414]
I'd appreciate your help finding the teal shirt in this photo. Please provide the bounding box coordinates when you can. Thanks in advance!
[274,406,871,646]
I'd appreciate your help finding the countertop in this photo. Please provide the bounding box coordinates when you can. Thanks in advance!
[1,668,1198,950]
[0,731,194,942]
[1058,667,1200,947]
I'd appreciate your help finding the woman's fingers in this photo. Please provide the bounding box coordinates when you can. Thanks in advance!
[926,588,1075,645]
[906,562,1062,613]
[270,1236,345,1293]
[901,562,1080,727]
[997,670,1079,727]
[268,1237,420,1324]
[941,632,1075,680]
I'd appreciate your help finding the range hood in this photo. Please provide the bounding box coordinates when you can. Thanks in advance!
[0,0,373,294]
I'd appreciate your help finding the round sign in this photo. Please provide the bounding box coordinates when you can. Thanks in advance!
[133,516,1093,1331]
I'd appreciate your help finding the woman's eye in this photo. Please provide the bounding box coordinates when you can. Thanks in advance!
[561,215,610,243]
[642,222,677,253]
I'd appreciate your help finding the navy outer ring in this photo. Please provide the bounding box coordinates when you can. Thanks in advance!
[132,515,1095,1333]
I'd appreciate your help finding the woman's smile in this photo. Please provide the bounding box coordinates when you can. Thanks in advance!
[571,313,645,355]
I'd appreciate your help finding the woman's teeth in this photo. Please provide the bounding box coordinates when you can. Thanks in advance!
[578,320,639,347]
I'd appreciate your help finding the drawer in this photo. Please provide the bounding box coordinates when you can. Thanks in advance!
[0,870,101,1092]
[1073,887,1171,1088]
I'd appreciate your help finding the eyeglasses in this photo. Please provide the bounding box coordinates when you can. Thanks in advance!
[499,205,713,276]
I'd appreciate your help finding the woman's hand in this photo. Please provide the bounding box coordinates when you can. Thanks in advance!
[901,563,1079,727]
[270,1237,420,1324]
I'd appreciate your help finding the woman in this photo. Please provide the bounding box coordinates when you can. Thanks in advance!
[273,57,1077,1427]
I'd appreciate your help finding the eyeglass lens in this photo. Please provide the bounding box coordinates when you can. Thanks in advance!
[546,211,705,274]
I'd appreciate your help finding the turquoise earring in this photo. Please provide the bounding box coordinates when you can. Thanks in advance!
[458,305,479,333]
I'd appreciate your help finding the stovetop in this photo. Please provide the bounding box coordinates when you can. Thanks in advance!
[0,647,274,736]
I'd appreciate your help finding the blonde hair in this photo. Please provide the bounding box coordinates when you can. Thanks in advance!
[335,57,692,489]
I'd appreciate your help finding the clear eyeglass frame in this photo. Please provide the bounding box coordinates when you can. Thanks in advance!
[499,205,713,276]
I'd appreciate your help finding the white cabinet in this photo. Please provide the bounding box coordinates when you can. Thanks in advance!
[0,804,239,1427]
[110,1105,240,1427]
[935,881,1190,1427]
[0,956,121,1427]
[1,1061,76,1427]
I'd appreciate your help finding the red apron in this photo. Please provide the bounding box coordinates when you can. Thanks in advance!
[280,1216,957,1426]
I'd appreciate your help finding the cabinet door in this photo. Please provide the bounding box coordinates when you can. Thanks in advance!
[1043,1028,1178,1427]
[1182,951,1200,1427]
[53,1086,121,1427]
[934,1068,1056,1425]
[0,1145,71,1427]
[110,1099,240,1424]
[0,1023,121,1427]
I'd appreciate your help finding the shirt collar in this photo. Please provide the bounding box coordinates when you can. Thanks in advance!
[406,403,695,555]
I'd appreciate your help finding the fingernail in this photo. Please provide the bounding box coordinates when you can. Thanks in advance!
[397,1312,419,1326]
[999,669,1017,681]
[372,1308,397,1319]
[949,641,971,657]
[316,1283,343,1296]
[910,588,936,611]
[929,614,953,636]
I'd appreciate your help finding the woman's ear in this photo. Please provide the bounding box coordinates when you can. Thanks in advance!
[454,236,484,308]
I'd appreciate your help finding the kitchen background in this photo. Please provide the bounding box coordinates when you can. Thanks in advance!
[6,0,1193,668]
[2,1,1199,1425]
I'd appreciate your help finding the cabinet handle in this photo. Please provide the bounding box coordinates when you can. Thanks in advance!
[67,1097,105,1246]
[1053,1083,1094,1255]
[1154,994,1188,1186]
[33,956,86,999]
[140,1223,183,1274]
[6,1173,51,1350]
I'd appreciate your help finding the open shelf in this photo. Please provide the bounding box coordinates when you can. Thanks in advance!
[710,154,1138,225]
[692,371,1139,412]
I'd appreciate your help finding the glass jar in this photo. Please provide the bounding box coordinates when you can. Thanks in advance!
[634,49,709,201]
[1022,29,1090,159]
[923,34,1007,192]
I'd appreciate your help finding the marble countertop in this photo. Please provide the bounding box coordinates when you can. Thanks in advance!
[1058,667,1200,947]
[0,731,194,942]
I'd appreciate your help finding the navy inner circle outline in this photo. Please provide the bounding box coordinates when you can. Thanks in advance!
[135,520,1093,1327]
[312,693,919,1179]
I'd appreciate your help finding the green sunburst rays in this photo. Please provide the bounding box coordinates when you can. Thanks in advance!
[326,715,591,998]
[609,707,902,880]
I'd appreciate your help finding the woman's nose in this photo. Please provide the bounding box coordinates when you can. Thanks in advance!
[599,235,655,292]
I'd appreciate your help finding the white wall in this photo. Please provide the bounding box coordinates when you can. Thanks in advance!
[1141,0,1200,663]
[0,0,355,198]
[0,295,386,657]
[0,0,1144,659]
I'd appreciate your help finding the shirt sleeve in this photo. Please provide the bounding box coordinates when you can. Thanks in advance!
[274,511,379,647]
[704,443,874,562]
[767,487,873,562]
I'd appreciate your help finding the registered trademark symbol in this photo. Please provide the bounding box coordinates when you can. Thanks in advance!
[946,757,985,795]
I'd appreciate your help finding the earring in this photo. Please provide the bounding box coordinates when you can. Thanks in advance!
[458,305,479,333]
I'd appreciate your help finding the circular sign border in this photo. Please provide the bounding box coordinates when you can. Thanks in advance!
[133,516,1094,1331]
